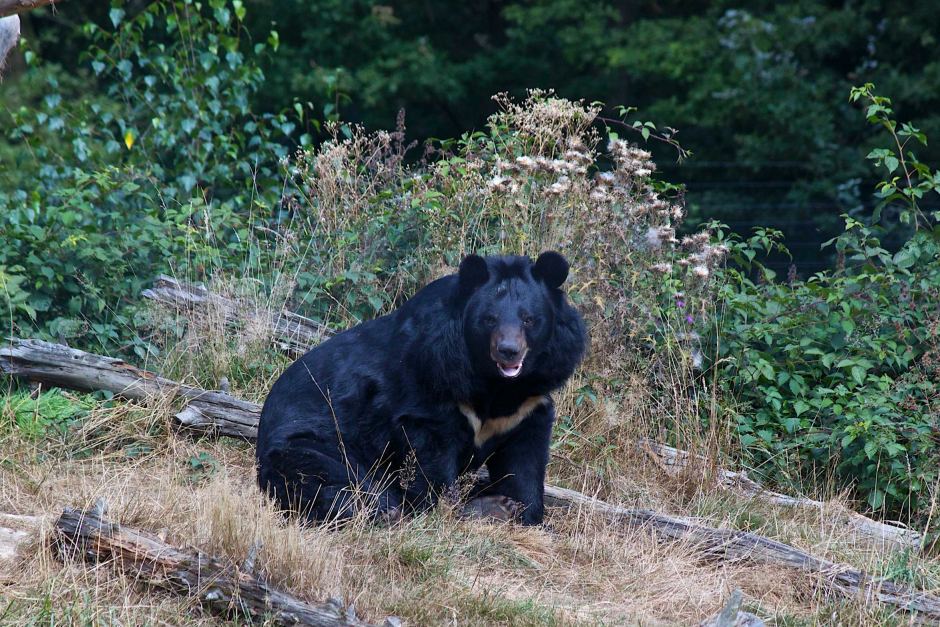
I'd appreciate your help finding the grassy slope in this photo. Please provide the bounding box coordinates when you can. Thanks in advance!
[1,385,936,626]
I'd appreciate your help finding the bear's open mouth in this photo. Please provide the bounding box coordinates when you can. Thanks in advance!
[494,355,525,378]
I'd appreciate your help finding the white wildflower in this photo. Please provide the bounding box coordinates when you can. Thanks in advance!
[515,155,537,171]
[487,175,511,191]
[546,176,570,195]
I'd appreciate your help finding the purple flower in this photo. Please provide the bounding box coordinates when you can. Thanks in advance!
[676,299,685,308]
[685,314,694,324]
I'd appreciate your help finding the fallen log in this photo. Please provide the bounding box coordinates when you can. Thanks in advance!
[54,505,392,626]
[540,482,940,621]
[0,0,63,18]
[640,440,922,551]
[142,275,331,358]
[0,522,30,561]
[6,339,940,620]
[0,338,262,438]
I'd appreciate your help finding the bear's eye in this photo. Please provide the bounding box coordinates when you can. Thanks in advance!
[522,315,536,328]
[482,314,498,327]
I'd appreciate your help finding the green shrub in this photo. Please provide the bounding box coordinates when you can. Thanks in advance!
[713,85,940,517]
[0,0,290,354]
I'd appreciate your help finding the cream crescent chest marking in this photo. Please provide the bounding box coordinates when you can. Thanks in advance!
[459,396,547,448]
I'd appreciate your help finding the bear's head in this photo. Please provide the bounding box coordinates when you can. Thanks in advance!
[457,251,575,380]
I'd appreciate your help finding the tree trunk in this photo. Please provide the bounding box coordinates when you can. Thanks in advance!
[54,506,393,626]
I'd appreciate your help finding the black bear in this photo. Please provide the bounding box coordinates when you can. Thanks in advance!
[255,251,586,525]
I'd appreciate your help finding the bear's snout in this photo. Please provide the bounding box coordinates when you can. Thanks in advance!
[490,326,528,377]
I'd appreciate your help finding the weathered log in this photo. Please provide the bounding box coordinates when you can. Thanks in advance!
[640,439,922,550]
[699,589,766,627]
[6,339,940,621]
[0,0,62,17]
[142,275,331,358]
[541,482,940,622]
[0,338,262,438]
[54,506,390,626]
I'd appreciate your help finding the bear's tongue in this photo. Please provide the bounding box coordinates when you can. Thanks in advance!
[497,360,524,378]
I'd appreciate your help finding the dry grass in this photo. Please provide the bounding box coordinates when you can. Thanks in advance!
[0,392,933,626]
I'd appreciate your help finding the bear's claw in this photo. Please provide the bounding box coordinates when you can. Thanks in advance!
[459,495,523,522]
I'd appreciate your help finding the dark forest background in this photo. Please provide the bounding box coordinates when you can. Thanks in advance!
[4,0,940,269]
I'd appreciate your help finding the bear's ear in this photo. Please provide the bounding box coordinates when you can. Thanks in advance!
[457,254,489,299]
[532,251,569,289]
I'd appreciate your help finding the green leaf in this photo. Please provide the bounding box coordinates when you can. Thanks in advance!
[109,7,125,28]
[851,366,866,386]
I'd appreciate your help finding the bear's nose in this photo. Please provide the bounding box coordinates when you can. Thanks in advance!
[496,341,521,362]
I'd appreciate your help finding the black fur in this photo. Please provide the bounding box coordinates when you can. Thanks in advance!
[255,252,587,525]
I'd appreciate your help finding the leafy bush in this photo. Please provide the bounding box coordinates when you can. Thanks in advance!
[0,0,289,353]
[714,85,940,517]
[2,388,95,440]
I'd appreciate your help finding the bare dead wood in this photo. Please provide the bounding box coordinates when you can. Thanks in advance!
[54,506,390,626]
[541,482,940,622]
[142,275,331,358]
[0,15,19,75]
[0,0,63,17]
[0,512,42,582]
[0,524,31,561]
[3,338,919,550]
[6,339,940,620]
[0,338,262,438]
[639,439,922,550]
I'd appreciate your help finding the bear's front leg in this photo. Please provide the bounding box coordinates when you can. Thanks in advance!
[480,402,554,525]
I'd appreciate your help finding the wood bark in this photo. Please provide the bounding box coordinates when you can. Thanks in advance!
[0,0,62,17]
[541,481,940,621]
[6,338,940,621]
[0,338,262,438]
[142,275,331,358]
[639,439,922,550]
[54,506,390,626]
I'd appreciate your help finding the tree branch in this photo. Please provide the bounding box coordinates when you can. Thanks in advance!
[0,0,64,18]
